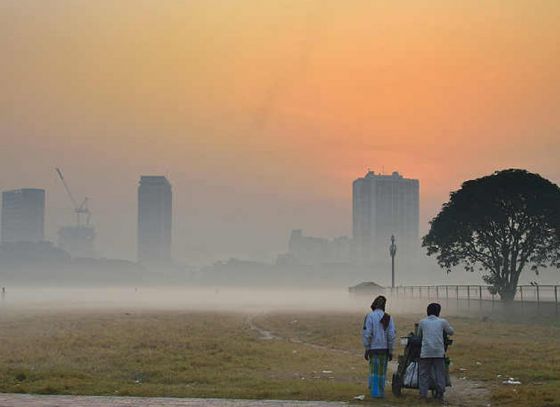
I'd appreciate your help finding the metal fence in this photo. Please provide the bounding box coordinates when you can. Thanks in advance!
[385,284,560,318]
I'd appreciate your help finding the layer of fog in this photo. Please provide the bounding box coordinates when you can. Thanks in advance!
[3,286,556,323]
[0,286,398,314]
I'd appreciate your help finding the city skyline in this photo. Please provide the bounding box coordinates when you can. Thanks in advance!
[2,170,420,263]
[0,167,548,270]
[1,1,559,264]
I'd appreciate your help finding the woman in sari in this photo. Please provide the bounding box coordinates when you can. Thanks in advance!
[362,295,396,398]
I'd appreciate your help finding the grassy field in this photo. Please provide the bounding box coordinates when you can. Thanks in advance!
[0,308,558,406]
[0,310,365,401]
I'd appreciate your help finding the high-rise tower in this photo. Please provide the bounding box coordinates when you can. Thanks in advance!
[137,176,172,265]
[352,171,419,263]
[1,188,46,243]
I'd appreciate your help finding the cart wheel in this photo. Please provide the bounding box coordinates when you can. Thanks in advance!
[392,372,402,397]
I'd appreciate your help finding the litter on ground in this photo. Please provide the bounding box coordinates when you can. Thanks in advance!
[502,378,521,385]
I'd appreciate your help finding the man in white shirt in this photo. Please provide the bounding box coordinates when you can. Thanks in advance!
[417,303,454,402]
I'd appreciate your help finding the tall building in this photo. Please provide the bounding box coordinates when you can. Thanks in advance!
[353,171,419,263]
[1,189,46,243]
[137,176,172,264]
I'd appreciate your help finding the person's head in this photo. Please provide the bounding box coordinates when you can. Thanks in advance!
[427,303,441,317]
[371,295,387,311]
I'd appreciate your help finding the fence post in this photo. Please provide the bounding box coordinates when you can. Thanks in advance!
[436,286,439,299]
[555,286,558,317]
[446,286,449,300]
[467,285,471,310]
[536,285,540,311]
[479,285,483,311]
[519,286,524,315]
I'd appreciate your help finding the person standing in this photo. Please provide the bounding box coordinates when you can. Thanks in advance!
[362,295,396,398]
[418,303,454,402]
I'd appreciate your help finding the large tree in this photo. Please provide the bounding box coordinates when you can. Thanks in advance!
[423,169,560,301]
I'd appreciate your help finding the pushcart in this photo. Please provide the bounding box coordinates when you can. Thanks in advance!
[391,324,452,397]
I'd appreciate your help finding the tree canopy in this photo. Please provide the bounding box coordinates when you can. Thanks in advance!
[423,169,560,301]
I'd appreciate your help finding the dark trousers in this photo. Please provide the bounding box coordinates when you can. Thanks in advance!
[419,357,446,398]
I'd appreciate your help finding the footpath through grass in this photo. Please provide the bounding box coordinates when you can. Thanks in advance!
[0,308,558,406]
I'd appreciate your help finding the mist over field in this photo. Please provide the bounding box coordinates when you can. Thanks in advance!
[1,287,363,313]
[0,285,527,318]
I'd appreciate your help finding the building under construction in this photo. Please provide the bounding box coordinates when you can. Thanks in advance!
[58,225,95,258]
[55,168,96,258]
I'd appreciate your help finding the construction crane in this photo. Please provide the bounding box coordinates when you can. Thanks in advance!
[55,168,91,226]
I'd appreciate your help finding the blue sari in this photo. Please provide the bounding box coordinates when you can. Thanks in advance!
[368,350,389,398]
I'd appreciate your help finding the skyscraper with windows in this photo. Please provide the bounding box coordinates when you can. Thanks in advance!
[352,171,419,263]
[137,176,172,264]
[1,188,46,243]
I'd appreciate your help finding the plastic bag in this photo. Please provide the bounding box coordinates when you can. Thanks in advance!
[403,361,419,388]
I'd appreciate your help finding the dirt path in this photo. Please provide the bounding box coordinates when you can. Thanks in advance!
[246,314,491,407]
[0,394,349,407]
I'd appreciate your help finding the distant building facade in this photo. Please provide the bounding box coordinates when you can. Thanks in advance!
[58,225,96,258]
[137,176,172,264]
[278,229,352,265]
[1,189,46,243]
[353,171,419,263]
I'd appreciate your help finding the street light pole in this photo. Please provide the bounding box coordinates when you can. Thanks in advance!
[389,235,397,289]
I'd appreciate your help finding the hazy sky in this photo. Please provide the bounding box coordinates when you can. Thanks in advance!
[1,0,559,264]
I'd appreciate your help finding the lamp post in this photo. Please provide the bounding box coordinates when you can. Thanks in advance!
[389,235,397,289]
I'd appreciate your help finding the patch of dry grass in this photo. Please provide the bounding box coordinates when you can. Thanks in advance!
[0,310,365,401]
[448,316,560,407]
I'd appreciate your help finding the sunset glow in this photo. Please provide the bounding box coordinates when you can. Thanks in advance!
[2,0,559,262]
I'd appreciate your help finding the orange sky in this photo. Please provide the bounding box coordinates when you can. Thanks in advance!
[1,1,559,263]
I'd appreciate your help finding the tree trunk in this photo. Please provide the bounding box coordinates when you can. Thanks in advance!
[499,286,517,302]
